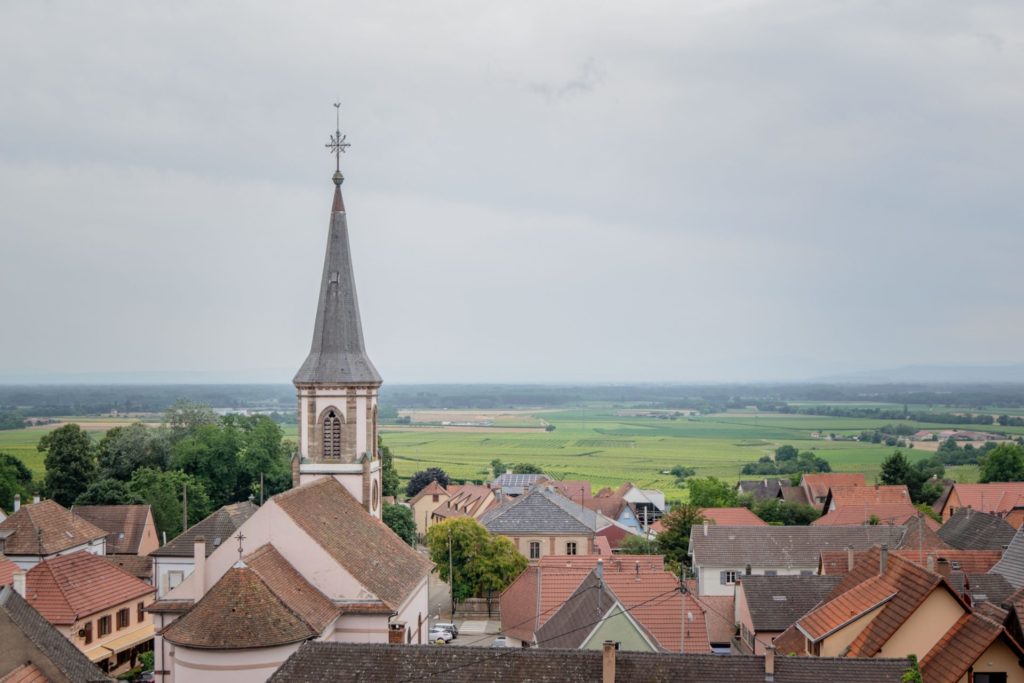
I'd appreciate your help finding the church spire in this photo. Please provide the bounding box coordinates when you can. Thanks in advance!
[293,106,381,386]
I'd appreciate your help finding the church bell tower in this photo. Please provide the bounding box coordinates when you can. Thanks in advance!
[293,104,382,518]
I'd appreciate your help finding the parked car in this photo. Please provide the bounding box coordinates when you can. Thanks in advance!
[429,627,454,644]
[434,622,459,638]
[490,636,513,648]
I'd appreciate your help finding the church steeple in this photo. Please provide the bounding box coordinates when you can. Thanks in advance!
[292,105,382,518]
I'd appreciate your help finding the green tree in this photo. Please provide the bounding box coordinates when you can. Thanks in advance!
[425,518,526,608]
[490,459,506,478]
[406,468,450,498]
[234,415,290,501]
[39,424,96,507]
[96,423,171,480]
[128,468,212,538]
[687,476,738,508]
[165,401,219,442]
[380,437,400,498]
[617,533,656,555]
[752,498,820,525]
[511,463,544,474]
[775,445,799,462]
[473,534,528,612]
[75,478,130,505]
[653,504,705,568]
[980,443,1024,483]
[0,453,34,512]
[170,423,242,508]
[382,502,416,546]
[902,654,923,683]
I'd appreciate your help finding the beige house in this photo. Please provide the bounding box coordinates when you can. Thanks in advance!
[0,498,107,570]
[24,550,155,674]
[430,484,496,524]
[73,504,160,557]
[480,487,597,561]
[774,546,1024,683]
[407,480,450,537]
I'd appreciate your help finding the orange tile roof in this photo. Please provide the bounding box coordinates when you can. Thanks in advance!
[0,663,47,683]
[826,485,911,508]
[551,481,592,502]
[72,504,153,555]
[802,474,865,501]
[0,501,106,556]
[700,508,767,526]
[920,612,1018,683]
[444,484,494,516]
[407,480,448,506]
[593,536,612,556]
[25,550,154,625]
[0,554,18,586]
[797,573,897,641]
[245,544,338,633]
[813,504,938,529]
[947,483,1024,515]
[821,549,1002,577]
[699,595,735,644]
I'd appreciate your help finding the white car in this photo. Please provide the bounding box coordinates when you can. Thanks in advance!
[429,627,454,644]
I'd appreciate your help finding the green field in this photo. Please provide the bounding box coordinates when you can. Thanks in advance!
[0,408,993,500]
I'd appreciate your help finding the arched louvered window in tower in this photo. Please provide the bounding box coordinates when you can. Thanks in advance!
[323,409,342,459]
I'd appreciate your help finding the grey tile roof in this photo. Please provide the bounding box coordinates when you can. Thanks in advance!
[964,573,1014,606]
[293,189,381,385]
[480,487,597,535]
[267,641,911,682]
[0,586,111,683]
[690,525,909,569]
[938,509,1016,550]
[535,570,621,649]
[739,574,842,632]
[492,473,548,495]
[737,479,784,501]
[991,526,1024,588]
[150,501,257,558]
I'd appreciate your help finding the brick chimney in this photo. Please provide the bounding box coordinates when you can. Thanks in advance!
[193,536,207,600]
[388,622,407,644]
[602,641,618,683]
[764,645,776,682]
[847,545,855,572]
[879,544,889,575]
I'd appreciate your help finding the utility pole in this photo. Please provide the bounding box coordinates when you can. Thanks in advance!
[260,472,265,505]
[182,483,188,534]
[448,532,455,618]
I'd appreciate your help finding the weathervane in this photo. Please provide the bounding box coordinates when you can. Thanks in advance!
[235,531,246,563]
[325,101,350,185]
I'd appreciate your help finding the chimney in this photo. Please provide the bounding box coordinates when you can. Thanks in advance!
[764,645,776,682]
[32,494,40,505]
[388,622,407,644]
[193,536,207,600]
[847,546,855,572]
[879,544,889,575]
[927,554,935,573]
[936,558,951,579]
[602,641,618,683]
[12,571,26,598]
[703,522,709,536]
[596,558,604,581]
[13,494,20,512]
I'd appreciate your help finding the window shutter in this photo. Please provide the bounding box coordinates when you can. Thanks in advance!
[720,570,728,585]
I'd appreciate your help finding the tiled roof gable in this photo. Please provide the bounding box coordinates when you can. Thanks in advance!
[0,501,107,556]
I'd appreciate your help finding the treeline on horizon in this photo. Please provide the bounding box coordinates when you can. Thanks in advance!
[3,382,1024,424]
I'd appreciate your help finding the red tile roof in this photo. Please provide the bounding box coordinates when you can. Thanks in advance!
[813,504,938,529]
[825,485,911,508]
[920,612,1021,683]
[407,480,447,506]
[0,663,47,683]
[0,501,106,556]
[245,544,339,634]
[821,549,1002,577]
[946,483,1024,515]
[802,474,865,501]
[25,550,154,625]
[72,505,153,555]
[0,555,19,586]
[551,481,592,502]
[700,508,767,526]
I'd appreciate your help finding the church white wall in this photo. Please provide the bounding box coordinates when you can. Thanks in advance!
[169,642,297,683]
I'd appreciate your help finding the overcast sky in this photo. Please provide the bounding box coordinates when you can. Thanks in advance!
[1,1,1022,384]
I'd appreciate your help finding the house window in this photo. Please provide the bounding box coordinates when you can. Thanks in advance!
[98,615,112,637]
[138,602,145,622]
[168,570,184,589]
[975,674,1008,683]
[323,410,342,459]
[432,494,439,503]
[721,570,738,585]
[82,621,93,645]
[529,541,541,560]
[117,608,130,630]
[764,570,777,577]
[566,542,577,556]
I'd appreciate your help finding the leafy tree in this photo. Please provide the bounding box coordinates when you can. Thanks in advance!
[382,502,416,546]
[380,437,400,498]
[670,465,696,480]
[165,401,218,442]
[544,424,556,432]
[39,424,96,507]
[406,467,450,498]
[616,533,656,555]
[96,423,171,480]
[751,498,820,525]
[652,504,705,568]
[234,415,291,501]
[473,534,528,609]
[75,478,130,505]
[128,468,212,538]
[511,463,544,474]
[980,443,1024,483]
[490,459,506,477]
[880,450,913,485]
[775,445,799,462]
[425,518,526,605]
[687,476,738,508]
[170,423,242,508]
[0,453,34,512]
[902,654,923,683]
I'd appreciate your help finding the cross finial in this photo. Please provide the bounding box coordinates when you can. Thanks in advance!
[235,531,246,563]
[325,101,351,185]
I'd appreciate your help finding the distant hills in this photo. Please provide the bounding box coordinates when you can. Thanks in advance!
[816,364,1024,384]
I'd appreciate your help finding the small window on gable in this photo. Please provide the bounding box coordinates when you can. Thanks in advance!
[566,542,577,556]
[529,541,541,560]
[323,409,342,459]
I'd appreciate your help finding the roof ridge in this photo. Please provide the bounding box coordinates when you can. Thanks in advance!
[34,558,76,621]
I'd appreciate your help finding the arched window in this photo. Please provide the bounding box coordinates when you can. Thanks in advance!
[323,409,342,459]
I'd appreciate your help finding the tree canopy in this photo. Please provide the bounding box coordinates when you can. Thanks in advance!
[980,443,1024,483]
[40,424,96,507]
[425,518,527,604]
[651,504,705,569]
[128,467,212,538]
[379,437,400,498]
[751,498,820,525]
[878,450,945,504]
[0,453,34,512]
[686,476,738,508]
[382,502,416,546]
[406,467,450,498]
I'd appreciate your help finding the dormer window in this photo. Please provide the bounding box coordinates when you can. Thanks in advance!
[323,410,342,459]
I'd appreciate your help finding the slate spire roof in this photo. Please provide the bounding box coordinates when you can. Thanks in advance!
[293,179,381,386]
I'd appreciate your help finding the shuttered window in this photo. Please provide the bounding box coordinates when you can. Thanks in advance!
[323,410,342,459]
[720,570,738,585]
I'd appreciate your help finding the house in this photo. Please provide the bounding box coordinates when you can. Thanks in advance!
[72,505,159,556]
[688,524,910,596]
[587,491,644,533]
[700,508,768,526]
[267,640,912,683]
[617,483,666,523]
[773,546,1024,683]
[799,473,865,506]
[479,486,597,560]
[734,574,841,654]
[0,499,107,570]
[491,472,549,497]
[25,550,155,674]
[407,481,449,537]
[149,500,257,597]
[737,479,786,501]
[939,508,1017,550]
[991,526,1024,589]
[935,482,1024,525]
[596,515,643,550]
[428,483,496,527]
[99,555,153,585]
[149,477,432,683]
[0,585,110,683]
[551,480,592,505]
[813,484,939,529]
[500,555,709,653]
